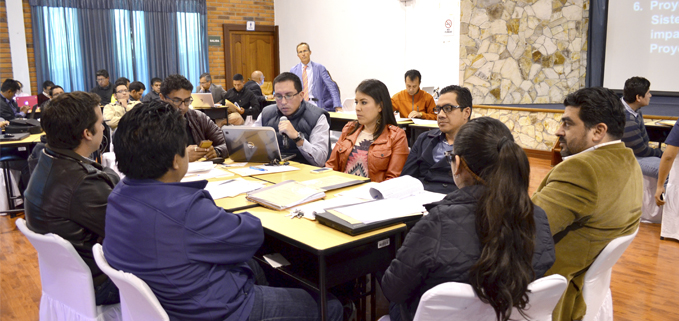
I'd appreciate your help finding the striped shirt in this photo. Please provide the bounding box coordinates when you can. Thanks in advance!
[620,98,662,158]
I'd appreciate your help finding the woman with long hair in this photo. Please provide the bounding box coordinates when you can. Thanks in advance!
[381,117,555,321]
[325,79,409,182]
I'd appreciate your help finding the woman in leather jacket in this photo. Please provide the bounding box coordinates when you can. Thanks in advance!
[325,79,409,182]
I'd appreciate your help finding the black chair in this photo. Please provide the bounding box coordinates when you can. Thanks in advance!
[28,104,40,119]
[0,148,27,216]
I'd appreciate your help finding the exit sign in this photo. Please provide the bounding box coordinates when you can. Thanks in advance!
[208,36,221,47]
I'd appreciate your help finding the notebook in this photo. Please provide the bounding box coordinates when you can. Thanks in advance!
[222,126,295,163]
[246,180,325,210]
[191,93,215,108]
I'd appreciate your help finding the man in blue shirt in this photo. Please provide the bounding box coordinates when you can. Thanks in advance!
[103,101,342,321]
[0,79,28,120]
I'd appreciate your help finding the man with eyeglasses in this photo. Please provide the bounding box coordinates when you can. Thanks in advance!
[255,72,330,166]
[160,74,227,162]
[401,85,472,193]
[197,72,226,107]
[90,69,114,105]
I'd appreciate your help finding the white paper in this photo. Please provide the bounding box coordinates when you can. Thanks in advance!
[288,196,366,220]
[401,191,446,209]
[336,183,378,200]
[220,162,247,168]
[369,175,424,200]
[395,116,412,122]
[182,169,234,182]
[262,253,290,268]
[411,119,438,125]
[228,165,300,177]
[204,178,265,200]
[332,199,425,224]
[187,162,213,173]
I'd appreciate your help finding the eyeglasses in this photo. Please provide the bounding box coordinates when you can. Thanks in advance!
[167,96,193,106]
[274,92,300,101]
[116,89,129,94]
[434,104,463,114]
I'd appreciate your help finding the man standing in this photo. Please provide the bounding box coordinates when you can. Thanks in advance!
[196,72,226,105]
[129,81,145,101]
[255,72,330,166]
[290,42,342,112]
[160,74,227,162]
[532,87,642,321]
[90,69,114,105]
[142,77,162,103]
[224,73,261,122]
[620,76,661,177]
[401,85,472,193]
[391,70,437,120]
[0,79,28,120]
[24,91,121,305]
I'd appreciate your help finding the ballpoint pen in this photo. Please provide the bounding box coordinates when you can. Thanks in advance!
[249,166,266,171]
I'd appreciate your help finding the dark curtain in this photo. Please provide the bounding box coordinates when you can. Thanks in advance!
[30,0,208,92]
[586,0,609,88]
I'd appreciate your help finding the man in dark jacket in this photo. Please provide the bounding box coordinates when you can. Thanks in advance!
[0,79,27,120]
[89,69,114,105]
[23,91,121,305]
[160,74,227,161]
[401,85,472,194]
[245,70,271,108]
[224,73,261,122]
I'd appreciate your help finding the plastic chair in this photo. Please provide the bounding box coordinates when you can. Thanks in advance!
[15,218,121,321]
[342,98,355,112]
[92,244,169,321]
[581,227,639,321]
[641,175,663,223]
[661,157,679,241]
[378,274,567,321]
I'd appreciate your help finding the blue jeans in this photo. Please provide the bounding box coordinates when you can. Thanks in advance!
[248,285,343,321]
[637,156,661,177]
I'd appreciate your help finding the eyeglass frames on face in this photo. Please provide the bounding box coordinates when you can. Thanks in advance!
[273,92,300,101]
[434,104,463,114]
[168,97,193,106]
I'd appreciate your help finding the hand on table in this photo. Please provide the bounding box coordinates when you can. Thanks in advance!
[408,111,423,118]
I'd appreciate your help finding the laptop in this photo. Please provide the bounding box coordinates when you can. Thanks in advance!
[16,96,38,108]
[0,132,30,141]
[316,209,423,236]
[191,93,215,108]
[222,126,296,163]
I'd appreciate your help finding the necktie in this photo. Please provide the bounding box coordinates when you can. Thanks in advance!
[302,65,309,101]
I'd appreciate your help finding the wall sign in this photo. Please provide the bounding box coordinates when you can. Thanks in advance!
[208,35,221,46]
[247,21,255,31]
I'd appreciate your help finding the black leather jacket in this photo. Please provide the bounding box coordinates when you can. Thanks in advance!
[24,146,120,286]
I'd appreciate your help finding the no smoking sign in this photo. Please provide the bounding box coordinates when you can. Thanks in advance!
[444,18,454,35]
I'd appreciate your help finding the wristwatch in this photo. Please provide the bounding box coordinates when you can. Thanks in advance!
[293,134,304,143]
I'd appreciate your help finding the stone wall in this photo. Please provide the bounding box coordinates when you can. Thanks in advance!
[460,0,588,105]
[472,106,562,151]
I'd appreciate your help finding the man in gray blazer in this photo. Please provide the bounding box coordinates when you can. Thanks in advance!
[196,72,226,105]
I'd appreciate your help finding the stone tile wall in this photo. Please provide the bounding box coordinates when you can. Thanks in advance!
[472,106,562,151]
[460,0,588,105]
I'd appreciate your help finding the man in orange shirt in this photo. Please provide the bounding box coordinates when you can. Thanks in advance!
[391,70,437,120]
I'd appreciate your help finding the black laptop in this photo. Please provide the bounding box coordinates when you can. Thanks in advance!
[316,207,423,236]
[222,126,295,163]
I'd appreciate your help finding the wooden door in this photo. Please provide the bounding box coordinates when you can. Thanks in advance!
[223,24,279,89]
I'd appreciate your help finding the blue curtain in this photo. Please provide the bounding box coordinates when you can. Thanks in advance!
[30,0,208,92]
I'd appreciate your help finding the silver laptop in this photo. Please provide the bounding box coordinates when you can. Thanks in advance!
[191,93,215,108]
[222,126,295,162]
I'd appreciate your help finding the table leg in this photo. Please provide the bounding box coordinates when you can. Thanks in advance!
[319,255,327,321]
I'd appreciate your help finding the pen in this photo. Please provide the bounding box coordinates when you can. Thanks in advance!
[249,166,266,172]
[218,179,236,186]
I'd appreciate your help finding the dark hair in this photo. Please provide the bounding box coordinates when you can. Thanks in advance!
[114,78,129,88]
[160,74,194,97]
[199,73,212,82]
[151,77,162,86]
[296,42,310,52]
[452,117,535,321]
[48,85,63,96]
[96,69,109,78]
[404,69,421,83]
[129,81,146,92]
[1,79,19,92]
[348,79,398,140]
[42,80,55,90]
[41,92,101,150]
[113,101,187,179]
[233,73,244,81]
[622,77,650,103]
[115,77,130,86]
[563,87,626,139]
[440,85,473,118]
[273,72,303,93]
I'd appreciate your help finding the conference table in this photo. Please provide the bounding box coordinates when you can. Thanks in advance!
[208,161,404,321]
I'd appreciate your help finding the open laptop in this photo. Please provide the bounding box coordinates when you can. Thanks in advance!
[191,93,215,108]
[222,126,296,163]
[16,96,38,108]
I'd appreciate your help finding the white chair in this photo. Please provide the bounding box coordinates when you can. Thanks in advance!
[661,157,679,241]
[92,244,169,321]
[641,175,663,223]
[342,98,355,112]
[581,227,639,321]
[15,218,121,321]
[378,274,567,321]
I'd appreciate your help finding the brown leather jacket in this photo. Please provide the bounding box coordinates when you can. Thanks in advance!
[185,109,228,157]
[326,121,409,182]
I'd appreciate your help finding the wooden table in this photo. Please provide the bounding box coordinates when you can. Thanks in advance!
[646,121,674,145]
[408,122,438,144]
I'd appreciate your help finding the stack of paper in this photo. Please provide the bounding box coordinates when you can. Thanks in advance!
[228,165,300,177]
[246,180,326,210]
[204,178,265,200]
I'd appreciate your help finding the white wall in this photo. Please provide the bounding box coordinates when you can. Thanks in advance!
[6,0,31,95]
[275,0,460,103]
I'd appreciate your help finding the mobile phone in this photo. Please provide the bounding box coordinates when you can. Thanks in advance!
[310,167,332,174]
[199,140,213,148]
[660,192,666,201]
